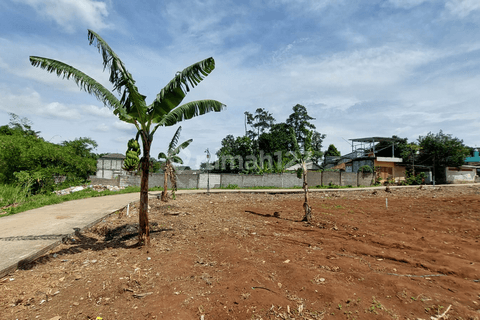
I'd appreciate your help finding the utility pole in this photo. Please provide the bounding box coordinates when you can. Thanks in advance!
[244,112,248,137]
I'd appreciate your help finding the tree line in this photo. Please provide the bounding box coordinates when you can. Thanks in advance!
[0,113,99,194]
[211,104,325,173]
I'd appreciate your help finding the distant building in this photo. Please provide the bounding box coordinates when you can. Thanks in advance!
[466,149,480,165]
[327,137,408,183]
[96,153,126,179]
[286,161,322,171]
[446,165,479,183]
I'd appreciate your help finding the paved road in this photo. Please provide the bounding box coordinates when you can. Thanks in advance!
[1,184,474,278]
[0,192,146,278]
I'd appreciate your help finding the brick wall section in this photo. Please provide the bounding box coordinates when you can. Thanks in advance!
[198,174,221,188]
[322,171,341,186]
[340,172,357,187]
[241,175,263,188]
[89,176,120,187]
[279,173,303,188]
[177,174,199,189]
[119,174,166,189]
[306,171,322,187]
[220,174,244,187]
[92,172,376,189]
[357,172,374,186]
[219,173,303,188]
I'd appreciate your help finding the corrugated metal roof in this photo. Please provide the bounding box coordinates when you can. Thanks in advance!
[100,153,126,159]
[349,137,399,143]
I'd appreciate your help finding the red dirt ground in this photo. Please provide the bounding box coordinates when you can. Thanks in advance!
[1,185,480,320]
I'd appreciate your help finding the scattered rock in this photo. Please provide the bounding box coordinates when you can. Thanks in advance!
[54,184,125,196]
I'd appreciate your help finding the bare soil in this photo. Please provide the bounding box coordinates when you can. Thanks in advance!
[1,185,480,320]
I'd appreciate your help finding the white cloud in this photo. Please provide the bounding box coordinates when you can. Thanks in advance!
[94,123,109,132]
[81,104,115,118]
[113,135,133,144]
[445,0,480,18]
[0,86,41,115]
[0,86,81,120]
[387,0,431,9]
[13,0,111,33]
[0,56,8,69]
[269,0,344,11]
[113,120,135,132]
[163,0,249,47]
[41,102,81,120]
[0,36,112,94]
[268,45,441,104]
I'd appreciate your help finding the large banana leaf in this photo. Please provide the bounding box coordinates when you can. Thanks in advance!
[171,139,193,156]
[149,58,217,123]
[157,100,225,127]
[170,155,183,164]
[87,30,147,122]
[168,126,183,153]
[158,152,168,160]
[29,56,131,116]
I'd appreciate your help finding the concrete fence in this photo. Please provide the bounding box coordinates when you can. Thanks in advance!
[445,167,477,184]
[90,171,375,189]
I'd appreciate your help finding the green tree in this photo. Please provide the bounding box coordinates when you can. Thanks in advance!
[258,123,295,155]
[61,137,98,159]
[0,116,96,191]
[324,144,341,158]
[310,131,326,164]
[158,126,192,201]
[417,130,470,184]
[245,108,276,140]
[0,134,96,192]
[286,104,325,163]
[0,113,39,137]
[257,122,296,171]
[401,143,422,176]
[215,135,254,173]
[150,158,162,173]
[30,30,225,244]
[286,104,316,146]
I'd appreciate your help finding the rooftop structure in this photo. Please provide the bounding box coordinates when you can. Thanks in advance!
[349,137,400,158]
[466,148,480,163]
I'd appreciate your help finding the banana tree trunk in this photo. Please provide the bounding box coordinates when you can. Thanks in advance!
[161,165,169,202]
[139,134,151,245]
[302,161,312,222]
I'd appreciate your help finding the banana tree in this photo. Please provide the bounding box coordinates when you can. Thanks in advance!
[30,30,225,244]
[290,128,314,222]
[158,126,192,202]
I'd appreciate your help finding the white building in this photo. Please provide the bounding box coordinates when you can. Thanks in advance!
[96,153,126,179]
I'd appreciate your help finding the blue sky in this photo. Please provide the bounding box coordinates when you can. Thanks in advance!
[1,0,480,168]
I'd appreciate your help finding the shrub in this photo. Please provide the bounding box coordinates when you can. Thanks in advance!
[359,165,373,173]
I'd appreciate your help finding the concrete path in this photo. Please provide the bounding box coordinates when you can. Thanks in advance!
[0,193,146,278]
[1,184,476,278]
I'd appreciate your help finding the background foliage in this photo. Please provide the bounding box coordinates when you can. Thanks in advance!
[214,105,325,174]
[0,114,97,194]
